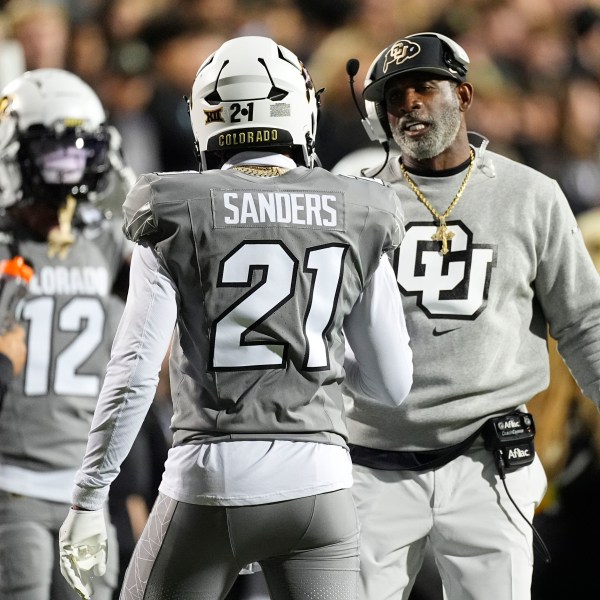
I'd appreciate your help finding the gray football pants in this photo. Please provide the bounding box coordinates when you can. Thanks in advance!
[0,491,118,600]
[120,488,360,600]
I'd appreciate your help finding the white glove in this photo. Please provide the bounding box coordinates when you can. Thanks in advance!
[239,562,262,574]
[59,507,108,600]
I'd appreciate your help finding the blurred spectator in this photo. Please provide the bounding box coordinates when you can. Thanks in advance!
[4,0,69,70]
[292,0,358,61]
[516,90,564,182]
[308,25,382,169]
[557,76,600,215]
[99,40,162,176]
[140,14,226,171]
[67,18,110,86]
[571,6,600,80]
[234,0,308,61]
[352,0,430,48]
[100,0,170,44]
[473,2,529,87]
[467,76,524,161]
[181,0,242,37]
[521,21,572,92]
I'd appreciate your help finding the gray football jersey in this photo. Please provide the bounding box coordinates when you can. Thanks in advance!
[0,217,125,471]
[123,166,403,447]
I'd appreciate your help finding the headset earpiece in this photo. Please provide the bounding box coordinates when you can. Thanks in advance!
[374,101,392,139]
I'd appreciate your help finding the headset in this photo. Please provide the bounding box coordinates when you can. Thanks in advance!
[346,32,470,167]
[345,58,389,176]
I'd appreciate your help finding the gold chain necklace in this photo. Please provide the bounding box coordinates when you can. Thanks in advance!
[232,165,289,177]
[400,149,475,255]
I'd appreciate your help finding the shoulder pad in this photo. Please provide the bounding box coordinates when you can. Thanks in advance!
[122,201,158,245]
[122,175,159,244]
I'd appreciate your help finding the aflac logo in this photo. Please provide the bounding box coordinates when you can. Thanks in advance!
[500,418,520,430]
[508,448,530,459]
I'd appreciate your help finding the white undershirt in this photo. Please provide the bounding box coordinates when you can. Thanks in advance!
[160,440,352,506]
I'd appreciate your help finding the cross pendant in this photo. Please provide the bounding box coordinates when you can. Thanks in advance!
[431,221,454,255]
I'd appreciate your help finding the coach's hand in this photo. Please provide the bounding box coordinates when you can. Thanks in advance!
[59,507,107,599]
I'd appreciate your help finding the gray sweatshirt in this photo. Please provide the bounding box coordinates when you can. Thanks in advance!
[345,134,600,451]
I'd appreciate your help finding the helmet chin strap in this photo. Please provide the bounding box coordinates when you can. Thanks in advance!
[47,194,77,259]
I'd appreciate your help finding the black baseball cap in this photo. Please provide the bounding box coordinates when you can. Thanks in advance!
[363,32,470,102]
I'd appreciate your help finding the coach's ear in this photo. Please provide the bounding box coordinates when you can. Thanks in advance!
[457,81,473,112]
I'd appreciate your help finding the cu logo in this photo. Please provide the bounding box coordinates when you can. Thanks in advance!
[396,221,496,319]
[383,40,421,73]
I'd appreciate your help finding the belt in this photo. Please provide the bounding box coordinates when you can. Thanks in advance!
[349,429,480,472]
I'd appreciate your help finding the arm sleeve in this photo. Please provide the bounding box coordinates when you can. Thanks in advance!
[343,255,413,406]
[72,244,177,510]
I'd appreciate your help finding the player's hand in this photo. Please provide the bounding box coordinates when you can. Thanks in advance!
[59,507,107,600]
[0,324,26,376]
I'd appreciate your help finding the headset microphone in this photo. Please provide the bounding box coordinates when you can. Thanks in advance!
[345,58,389,177]
[346,59,365,118]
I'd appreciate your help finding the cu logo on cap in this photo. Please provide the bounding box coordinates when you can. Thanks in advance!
[383,40,421,73]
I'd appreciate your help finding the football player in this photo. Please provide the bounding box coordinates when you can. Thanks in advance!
[0,68,133,600]
[58,36,413,600]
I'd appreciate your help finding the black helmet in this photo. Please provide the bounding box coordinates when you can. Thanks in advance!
[363,32,469,103]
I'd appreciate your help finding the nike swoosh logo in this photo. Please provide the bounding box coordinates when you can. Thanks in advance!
[432,327,460,336]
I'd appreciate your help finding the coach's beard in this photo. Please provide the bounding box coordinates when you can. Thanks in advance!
[392,109,461,161]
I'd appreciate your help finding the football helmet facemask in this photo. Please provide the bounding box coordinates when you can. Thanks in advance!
[188,36,321,170]
[0,69,112,209]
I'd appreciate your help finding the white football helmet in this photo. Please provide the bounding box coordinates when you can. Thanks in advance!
[189,36,321,170]
[0,69,116,208]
